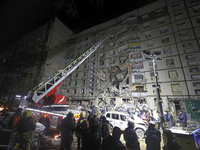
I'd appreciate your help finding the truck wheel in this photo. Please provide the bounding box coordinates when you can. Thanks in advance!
[135,128,144,139]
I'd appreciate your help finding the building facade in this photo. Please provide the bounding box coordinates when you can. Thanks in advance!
[1,0,200,117]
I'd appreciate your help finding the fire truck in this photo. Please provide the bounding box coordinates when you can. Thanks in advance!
[26,106,86,131]
[16,23,123,130]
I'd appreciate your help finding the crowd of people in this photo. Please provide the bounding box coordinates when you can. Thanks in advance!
[0,105,188,150]
[59,109,162,150]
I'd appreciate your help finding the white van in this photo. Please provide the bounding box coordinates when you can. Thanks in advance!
[104,111,147,138]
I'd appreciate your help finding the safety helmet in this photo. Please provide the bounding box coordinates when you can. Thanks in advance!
[24,110,32,117]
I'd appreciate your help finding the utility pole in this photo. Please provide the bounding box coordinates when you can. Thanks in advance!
[143,50,164,130]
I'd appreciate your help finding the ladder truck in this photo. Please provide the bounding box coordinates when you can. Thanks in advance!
[26,23,122,107]
[18,24,123,130]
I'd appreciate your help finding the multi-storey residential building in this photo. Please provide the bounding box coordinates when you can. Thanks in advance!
[1,0,200,118]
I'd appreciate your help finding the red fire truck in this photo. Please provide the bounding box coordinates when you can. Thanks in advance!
[26,106,86,131]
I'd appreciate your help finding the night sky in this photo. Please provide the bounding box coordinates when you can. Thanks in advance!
[0,0,156,49]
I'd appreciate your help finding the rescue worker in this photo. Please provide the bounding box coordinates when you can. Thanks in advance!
[101,116,110,140]
[78,120,91,150]
[146,109,151,125]
[75,112,86,150]
[124,121,140,150]
[178,110,187,127]
[141,112,147,124]
[89,118,102,150]
[15,110,36,150]
[101,126,126,150]
[8,108,23,130]
[59,112,75,150]
[168,112,174,128]
[145,121,161,150]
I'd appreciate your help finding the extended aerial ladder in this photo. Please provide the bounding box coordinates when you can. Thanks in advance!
[27,23,122,106]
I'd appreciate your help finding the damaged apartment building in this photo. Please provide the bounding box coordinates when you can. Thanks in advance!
[1,0,200,117]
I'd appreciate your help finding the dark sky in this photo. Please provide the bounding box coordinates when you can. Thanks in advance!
[0,0,156,49]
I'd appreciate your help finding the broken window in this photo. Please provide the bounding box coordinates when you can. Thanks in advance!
[171,83,181,92]
[143,22,150,29]
[157,17,166,24]
[67,81,71,86]
[67,89,69,93]
[152,85,161,93]
[82,80,85,85]
[166,58,175,66]
[160,26,168,34]
[145,31,152,38]
[163,47,173,54]
[169,70,178,78]
[190,67,199,72]
[161,37,170,43]
[135,85,145,91]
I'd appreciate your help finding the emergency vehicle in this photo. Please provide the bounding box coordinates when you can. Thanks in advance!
[26,106,86,131]
[2,23,123,132]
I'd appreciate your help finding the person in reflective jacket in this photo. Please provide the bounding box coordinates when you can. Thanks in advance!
[178,111,187,127]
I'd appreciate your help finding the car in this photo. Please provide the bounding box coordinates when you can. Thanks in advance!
[104,111,147,139]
